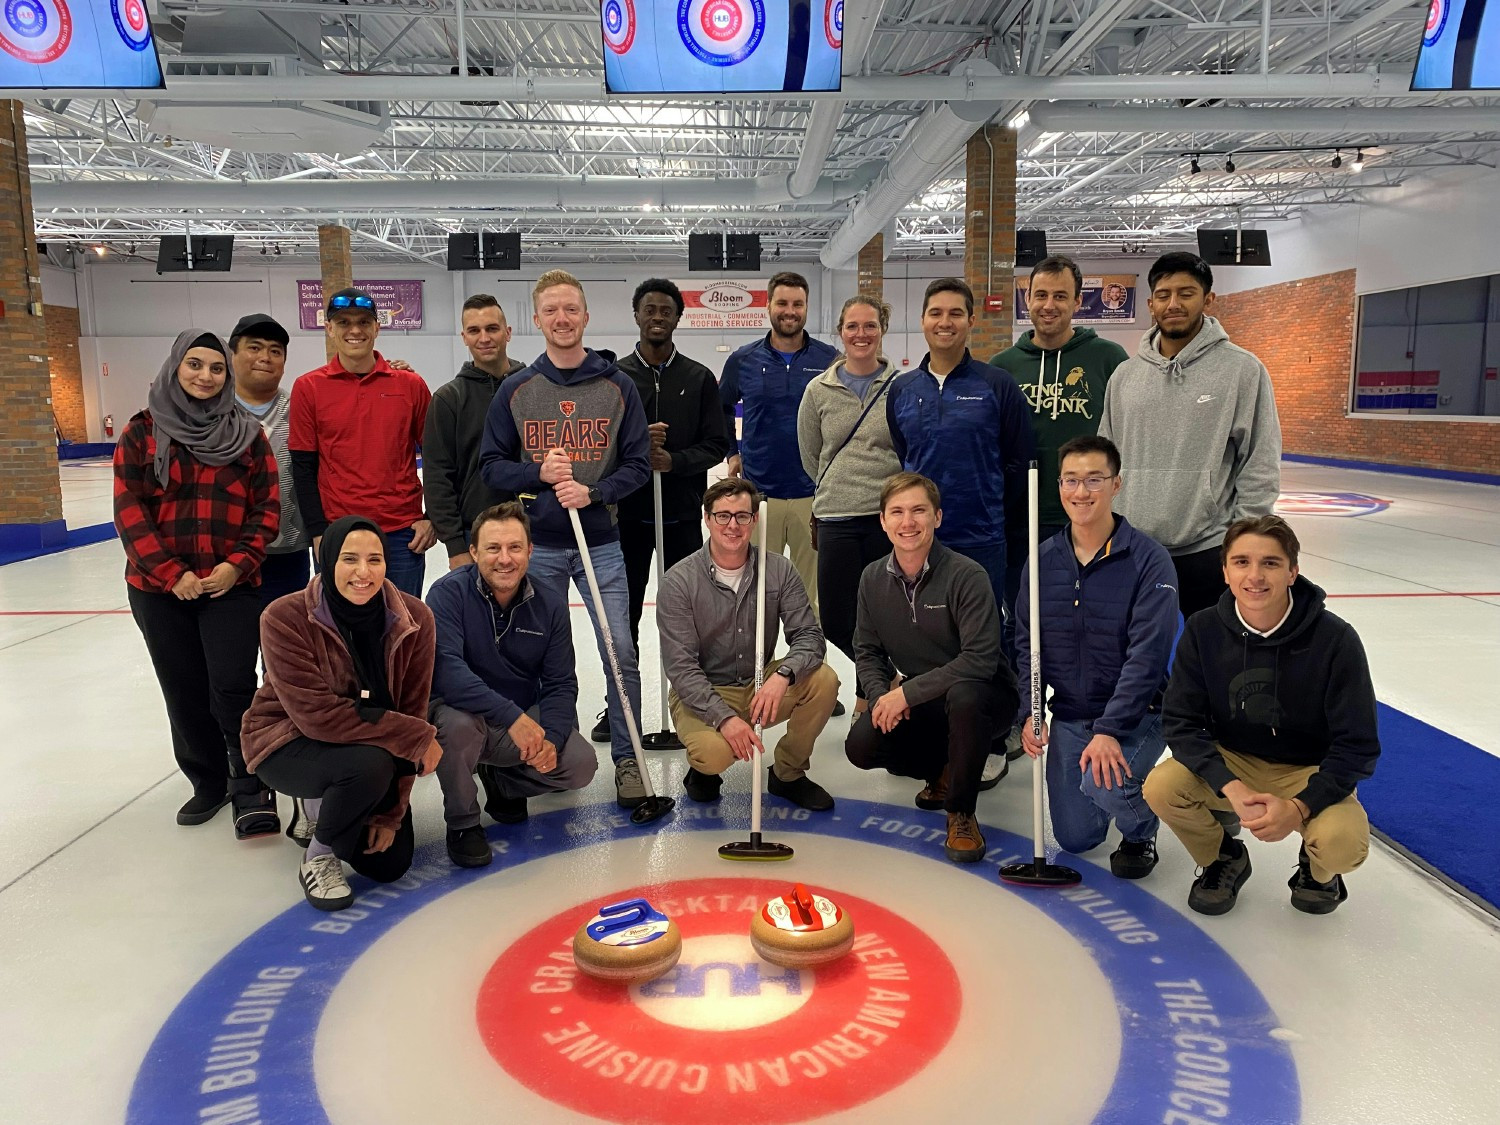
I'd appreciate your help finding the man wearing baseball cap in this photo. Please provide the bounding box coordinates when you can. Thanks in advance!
[289,288,437,596]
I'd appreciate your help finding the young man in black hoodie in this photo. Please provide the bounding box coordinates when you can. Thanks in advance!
[423,294,525,570]
[615,279,730,649]
[1147,515,1380,916]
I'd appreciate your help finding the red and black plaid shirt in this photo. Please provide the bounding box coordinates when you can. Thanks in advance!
[113,410,281,593]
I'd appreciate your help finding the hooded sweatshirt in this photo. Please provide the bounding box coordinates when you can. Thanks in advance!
[1163,575,1380,817]
[1097,316,1282,556]
[478,349,651,550]
[991,328,1128,529]
[422,358,525,557]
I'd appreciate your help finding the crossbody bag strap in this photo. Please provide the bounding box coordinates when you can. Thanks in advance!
[815,372,891,488]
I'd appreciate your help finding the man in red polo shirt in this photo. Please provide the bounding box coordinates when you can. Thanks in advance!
[289,287,437,596]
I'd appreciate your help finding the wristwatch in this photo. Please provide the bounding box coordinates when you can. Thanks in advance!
[775,665,796,684]
[587,486,603,506]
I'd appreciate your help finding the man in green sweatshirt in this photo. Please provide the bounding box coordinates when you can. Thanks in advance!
[990,255,1128,780]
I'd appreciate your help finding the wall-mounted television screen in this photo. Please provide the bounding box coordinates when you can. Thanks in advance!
[603,0,843,93]
[0,0,164,90]
[1412,0,1499,90]
[1196,228,1271,267]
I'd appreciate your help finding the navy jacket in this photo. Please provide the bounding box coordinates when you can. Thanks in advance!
[1164,576,1380,817]
[886,350,1035,551]
[478,348,650,549]
[426,567,578,750]
[720,330,838,499]
[1015,516,1178,737]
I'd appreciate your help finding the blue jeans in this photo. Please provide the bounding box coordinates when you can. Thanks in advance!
[382,526,428,598]
[528,541,641,764]
[1046,713,1164,853]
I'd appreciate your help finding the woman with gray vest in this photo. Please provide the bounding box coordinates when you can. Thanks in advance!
[797,295,902,713]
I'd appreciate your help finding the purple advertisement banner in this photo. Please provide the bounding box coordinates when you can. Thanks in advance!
[1016,274,1138,324]
[298,279,425,331]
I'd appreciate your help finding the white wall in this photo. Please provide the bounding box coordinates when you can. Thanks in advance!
[40,264,78,308]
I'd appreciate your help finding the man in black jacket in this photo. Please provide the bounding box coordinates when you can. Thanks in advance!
[845,472,1016,864]
[423,294,525,569]
[1146,515,1380,916]
[616,278,731,647]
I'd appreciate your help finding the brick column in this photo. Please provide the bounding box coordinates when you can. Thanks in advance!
[317,224,353,359]
[0,99,64,550]
[964,125,1017,359]
[856,233,884,299]
[46,304,85,442]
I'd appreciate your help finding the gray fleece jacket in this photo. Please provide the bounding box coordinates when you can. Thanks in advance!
[797,358,901,519]
[1098,316,1281,556]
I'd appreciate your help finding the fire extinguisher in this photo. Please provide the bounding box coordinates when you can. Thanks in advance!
[104,414,114,438]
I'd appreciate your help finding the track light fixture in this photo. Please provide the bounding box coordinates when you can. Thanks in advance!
[1189,155,1201,175]
[1351,150,1365,172]
[1331,150,1343,169]
[1224,156,1236,173]
[929,244,936,257]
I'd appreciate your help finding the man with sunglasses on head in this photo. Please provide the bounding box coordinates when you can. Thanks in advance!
[289,287,437,597]
[1014,435,1177,881]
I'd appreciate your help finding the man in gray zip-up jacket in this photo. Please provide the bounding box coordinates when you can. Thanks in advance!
[1098,252,1282,619]
[657,478,839,810]
[847,472,1017,864]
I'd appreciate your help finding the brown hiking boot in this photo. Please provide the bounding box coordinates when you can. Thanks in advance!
[944,811,987,863]
[915,765,950,811]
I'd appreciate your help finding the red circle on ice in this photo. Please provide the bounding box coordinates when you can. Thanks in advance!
[476,877,961,1123]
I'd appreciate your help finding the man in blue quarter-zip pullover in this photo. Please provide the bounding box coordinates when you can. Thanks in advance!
[720,271,838,615]
[478,269,652,813]
[885,277,1035,625]
[1015,435,1178,880]
[427,503,597,868]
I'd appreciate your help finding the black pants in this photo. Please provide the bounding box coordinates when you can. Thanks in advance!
[845,678,1005,815]
[128,584,262,800]
[620,517,703,649]
[815,514,891,695]
[258,549,311,608]
[1173,547,1227,622]
[253,736,415,882]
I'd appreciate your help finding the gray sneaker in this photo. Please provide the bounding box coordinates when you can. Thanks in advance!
[299,853,354,912]
[1004,724,1026,761]
[614,758,648,809]
[1188,842,1252,916]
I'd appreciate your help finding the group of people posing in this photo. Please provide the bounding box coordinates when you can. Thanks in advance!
[113,252,1380,920]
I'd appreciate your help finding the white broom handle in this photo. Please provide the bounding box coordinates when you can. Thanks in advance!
[652,471,671,728]
[1028,461,1044,858]
[568,506,654,796]
[752,499,768,836]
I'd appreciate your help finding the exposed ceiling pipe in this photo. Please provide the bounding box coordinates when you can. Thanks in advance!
[31,170,872,211]
[1275,0,1422,73]
[22,70,1439,104]
[1030,103,1500,136]
[787,0,888,199]
[819,61,1004,270]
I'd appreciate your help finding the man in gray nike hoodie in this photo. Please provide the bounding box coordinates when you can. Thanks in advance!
[1098,252,1281,619]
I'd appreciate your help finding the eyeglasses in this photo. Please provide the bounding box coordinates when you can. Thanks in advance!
[328,294,376,312]
[1059,474,1116,492]
[708,511,755,526]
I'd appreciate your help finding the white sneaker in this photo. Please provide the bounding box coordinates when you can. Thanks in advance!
[299,852,354,912]
[978,752,1009,791]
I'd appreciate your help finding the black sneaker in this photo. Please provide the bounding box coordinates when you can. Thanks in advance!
[590,710,611,743]
[478,764,528,824]
[1211,808,1243,838]
[914,768,949,811]
[1110,838,1159,880]
[232,788,281,841]
[1188,840,1252,916]
[177,791,229,826]
[1288,847,1348,914]
[831,700,847,717]
[767,769,834,811]
[682,767,722,803]
[446,826,493,868]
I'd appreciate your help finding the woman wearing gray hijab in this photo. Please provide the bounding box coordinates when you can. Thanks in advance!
[113,330,281,834]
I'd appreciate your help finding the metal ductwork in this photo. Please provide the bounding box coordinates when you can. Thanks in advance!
[787,0,888,199]
[819,61,1004,271]
[32,171,869,212]
[1029,102,1500,136]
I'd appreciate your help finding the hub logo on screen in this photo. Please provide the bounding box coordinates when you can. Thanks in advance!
[678,0,765,66]
[2,0,72,64]
[0,0,162,88]
[602,0,636,54]
[1424,0,1450,46]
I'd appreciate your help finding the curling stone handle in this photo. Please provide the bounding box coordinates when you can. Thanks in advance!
[791,883,817,925]
[586,898,664,941]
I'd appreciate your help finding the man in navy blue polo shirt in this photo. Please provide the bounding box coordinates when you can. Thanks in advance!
[719,270,838,616]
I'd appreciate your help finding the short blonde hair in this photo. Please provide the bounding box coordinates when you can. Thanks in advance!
[532,269,587,310]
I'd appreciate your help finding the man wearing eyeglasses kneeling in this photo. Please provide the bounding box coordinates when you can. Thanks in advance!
[1014,435,1178,879]
[656,479,839,810]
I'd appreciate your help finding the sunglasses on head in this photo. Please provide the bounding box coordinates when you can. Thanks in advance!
[328,294,376,312]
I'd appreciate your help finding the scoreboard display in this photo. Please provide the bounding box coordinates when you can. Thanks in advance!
[0,0,163,89]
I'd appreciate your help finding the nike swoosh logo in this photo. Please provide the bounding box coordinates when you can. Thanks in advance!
[1196,395,1215,404]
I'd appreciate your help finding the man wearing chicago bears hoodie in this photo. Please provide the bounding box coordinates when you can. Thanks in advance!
[478,270,652,811]
[1146,515,1380,917]
[1098,252,1281,621]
